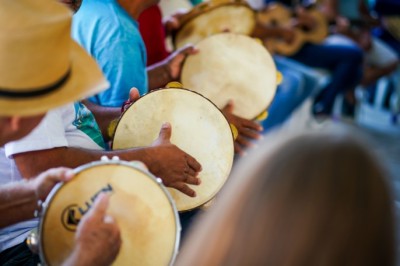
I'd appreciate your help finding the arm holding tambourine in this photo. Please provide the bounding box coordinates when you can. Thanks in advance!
[147,44,199,91]
[0,167,73,228]
[62,194,121,266]
[0,169,121,266]
[12,97,201,198]
[221,101,263,156]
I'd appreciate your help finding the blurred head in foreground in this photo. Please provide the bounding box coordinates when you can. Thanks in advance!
[177,130,395,266]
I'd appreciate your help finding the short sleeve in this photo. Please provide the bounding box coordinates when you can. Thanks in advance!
[5,108,68,158]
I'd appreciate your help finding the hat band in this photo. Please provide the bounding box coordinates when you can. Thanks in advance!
[0,69,71,99]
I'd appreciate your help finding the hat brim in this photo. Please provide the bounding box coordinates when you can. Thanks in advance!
[0,40,109,116]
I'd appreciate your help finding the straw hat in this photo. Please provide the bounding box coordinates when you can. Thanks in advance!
[0,0,109,116]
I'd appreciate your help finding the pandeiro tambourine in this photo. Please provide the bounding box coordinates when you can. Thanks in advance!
[112,88,235,212]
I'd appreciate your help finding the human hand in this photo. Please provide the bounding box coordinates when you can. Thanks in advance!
[164,9,187,35]
[31,167,74,201]
[121,87,141,113]
[148,122,202,197]
[334,16,350,34]
[164,44,198,80]
[221,101,263,155]
[65,194,121,266]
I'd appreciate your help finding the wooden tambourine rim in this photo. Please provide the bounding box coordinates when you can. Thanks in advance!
[172,0,256,48]
[38,160,181,266]
[111,88,235,212]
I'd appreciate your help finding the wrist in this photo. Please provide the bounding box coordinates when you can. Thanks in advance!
[139,147,158,174]
[162,62,173,82]
[62,244,88,266]
[24,180,40,204]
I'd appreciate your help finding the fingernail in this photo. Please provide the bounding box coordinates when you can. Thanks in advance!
[65,170,74,180]
[103,215,115,224]
[96,192,106,201]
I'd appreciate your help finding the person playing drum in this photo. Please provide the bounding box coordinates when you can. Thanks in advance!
[72,0,196,103]
[0,0,202,264]
[139,2,319,136]
[0,0,120,265]
[72,0,264,156]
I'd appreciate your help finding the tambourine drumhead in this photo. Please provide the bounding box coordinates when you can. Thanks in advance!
[181,33,277,119]
[40,161,179,266]
[174,1,256,49]
[112,88,234,212]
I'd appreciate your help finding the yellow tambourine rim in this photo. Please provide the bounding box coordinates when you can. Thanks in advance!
[276,71,283,85]
[107,118,119,139]
[166,81,184,89]
[255,110,268,121]
[230,123,238,140]
[253,38,263,45]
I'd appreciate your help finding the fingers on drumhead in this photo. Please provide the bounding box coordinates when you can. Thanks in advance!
[186,156,202,171]
[91,193,110,216]
[158,122,172,140]
[186,175,201,186]
[174,182,196,197]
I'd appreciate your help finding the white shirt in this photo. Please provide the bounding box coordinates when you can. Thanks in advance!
[0,103,105,252]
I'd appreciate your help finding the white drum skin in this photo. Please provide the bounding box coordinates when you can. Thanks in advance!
[181,33,277,119]
[174,0,256,49]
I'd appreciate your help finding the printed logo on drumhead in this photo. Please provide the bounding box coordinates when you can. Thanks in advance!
[61,184,114,232]
[62,204,82,231]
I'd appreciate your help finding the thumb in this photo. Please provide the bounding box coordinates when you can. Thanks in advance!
[180,44,198,56]
[129,87,140,102]
[89,193,110,220]
[169,17,180,31]
[157,122,172,144]
[222,100,234,113]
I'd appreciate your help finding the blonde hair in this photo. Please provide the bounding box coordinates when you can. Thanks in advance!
[177,132,395,266]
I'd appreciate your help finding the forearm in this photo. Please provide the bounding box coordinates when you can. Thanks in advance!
[147,62,172,91]
[0,181,37,228]
[82,100,121,141]
[13,146,151,179]
[362,62,399,86]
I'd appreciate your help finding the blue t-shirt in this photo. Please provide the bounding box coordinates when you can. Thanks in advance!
[72,0,148,107]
